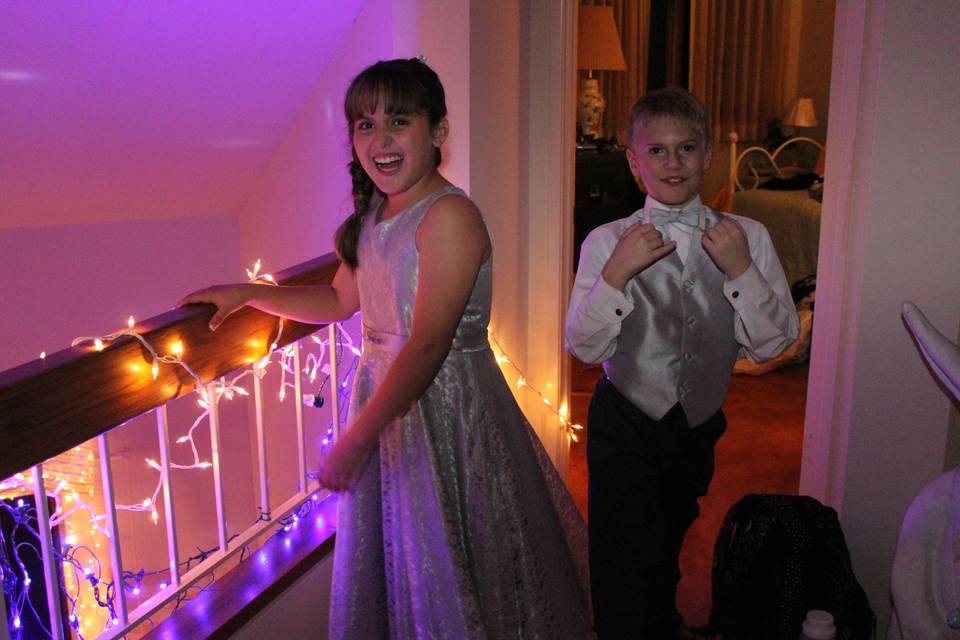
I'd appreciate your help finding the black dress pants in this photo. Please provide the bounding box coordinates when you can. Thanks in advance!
[587,375,726,639]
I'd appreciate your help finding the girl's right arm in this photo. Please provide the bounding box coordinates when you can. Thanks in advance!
[178,262,361,331]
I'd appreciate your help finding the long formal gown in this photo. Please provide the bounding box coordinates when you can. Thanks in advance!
[328,185,591,639]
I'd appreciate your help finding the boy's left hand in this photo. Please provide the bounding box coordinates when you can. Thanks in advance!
[702,215,752,279]
[316,432,373,492]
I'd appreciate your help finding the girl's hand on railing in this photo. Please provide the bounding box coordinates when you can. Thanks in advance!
[316,432,372,492]
[177,284,253,331]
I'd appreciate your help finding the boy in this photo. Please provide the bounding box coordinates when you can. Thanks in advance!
[566,88,798,639]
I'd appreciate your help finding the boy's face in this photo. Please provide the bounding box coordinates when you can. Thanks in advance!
[626,116,712,207]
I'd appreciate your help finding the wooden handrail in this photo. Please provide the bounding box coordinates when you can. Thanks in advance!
[0,254,340,481]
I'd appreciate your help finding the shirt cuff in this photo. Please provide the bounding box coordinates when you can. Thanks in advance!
[723,263,770,308]
[584,275,635,322]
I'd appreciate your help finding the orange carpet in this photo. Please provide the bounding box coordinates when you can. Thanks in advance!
[567,360,807,627]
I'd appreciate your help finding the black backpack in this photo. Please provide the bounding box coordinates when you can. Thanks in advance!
[707,494,875,639]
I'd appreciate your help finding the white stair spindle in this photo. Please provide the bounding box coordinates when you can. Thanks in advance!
[293,343,307,492]
[97,434,127,626]
[329,323,341,441]
[253,365,270,520]
[207,382,228,551]
[31,465,65,640]
[155,405,181,587]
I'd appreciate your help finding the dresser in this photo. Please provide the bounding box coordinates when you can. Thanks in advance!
[573,149,646,269]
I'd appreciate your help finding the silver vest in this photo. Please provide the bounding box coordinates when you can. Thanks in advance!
[603,208,739,428]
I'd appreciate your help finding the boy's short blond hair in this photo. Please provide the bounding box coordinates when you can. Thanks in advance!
[626,87,711,150]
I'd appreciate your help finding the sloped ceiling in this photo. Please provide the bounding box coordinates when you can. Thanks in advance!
[0,1,368,228]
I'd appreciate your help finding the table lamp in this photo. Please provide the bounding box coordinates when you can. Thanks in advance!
[783,97,818,130]
[577,4,627,140]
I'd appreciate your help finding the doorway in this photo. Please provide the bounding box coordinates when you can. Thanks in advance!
[567,0,835,626]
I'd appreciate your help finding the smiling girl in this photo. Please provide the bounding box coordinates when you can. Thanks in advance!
[180,58,590,639]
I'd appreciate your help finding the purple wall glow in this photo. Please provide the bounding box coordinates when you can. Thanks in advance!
[0,216,241,371]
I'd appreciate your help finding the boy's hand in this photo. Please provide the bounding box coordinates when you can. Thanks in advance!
[601,221,676,290]
[702,215,752,279]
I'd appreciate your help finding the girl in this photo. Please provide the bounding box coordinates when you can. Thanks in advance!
[180,58,590,638]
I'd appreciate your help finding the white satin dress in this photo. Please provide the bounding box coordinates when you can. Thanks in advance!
[328,185,591,639]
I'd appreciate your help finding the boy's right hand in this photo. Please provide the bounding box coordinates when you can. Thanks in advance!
[601,221,676,291]
[177,284,252,331]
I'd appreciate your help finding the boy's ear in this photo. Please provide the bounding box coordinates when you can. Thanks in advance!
[703,141,713,171]
[433,118,449,147]
[625,147,641,177]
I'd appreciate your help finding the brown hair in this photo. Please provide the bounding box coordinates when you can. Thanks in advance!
[334,58,447,269]
[626,87,711,150]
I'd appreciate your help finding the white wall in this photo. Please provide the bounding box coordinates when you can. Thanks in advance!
[0,217,241,372]
[232,550,335,640]
[237,0,471,270]
[803,0,960,632]
[470,0,574,470]
[236,0,392,269]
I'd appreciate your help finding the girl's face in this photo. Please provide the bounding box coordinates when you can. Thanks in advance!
[352,105,448,210]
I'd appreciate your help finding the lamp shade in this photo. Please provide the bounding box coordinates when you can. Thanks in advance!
[578,5,627,71]
[783,97,818,127]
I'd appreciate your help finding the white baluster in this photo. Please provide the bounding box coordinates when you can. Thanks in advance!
[207,382,228,551]
[253,366,270,520]
[155,405,180,587]
[293,343,307,492]
[97,434,127,626]
[329,323,341,441]
[31,465,64,640]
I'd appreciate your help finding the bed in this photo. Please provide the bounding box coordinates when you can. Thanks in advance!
[713,132,823,374]
[715,131,823,288]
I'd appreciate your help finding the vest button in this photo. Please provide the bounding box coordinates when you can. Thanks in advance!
[683,351,694,361]
[683,279,695,290]
[686,315,697,326]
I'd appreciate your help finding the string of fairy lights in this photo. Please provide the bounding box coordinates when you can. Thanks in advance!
[1,260,576,640]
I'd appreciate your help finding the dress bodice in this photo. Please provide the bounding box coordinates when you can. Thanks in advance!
[355,185,492,351]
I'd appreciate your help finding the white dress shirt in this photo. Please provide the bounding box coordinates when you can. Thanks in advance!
[566,195,799,364]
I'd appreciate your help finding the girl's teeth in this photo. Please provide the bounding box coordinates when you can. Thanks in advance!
[374,154,402,167]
